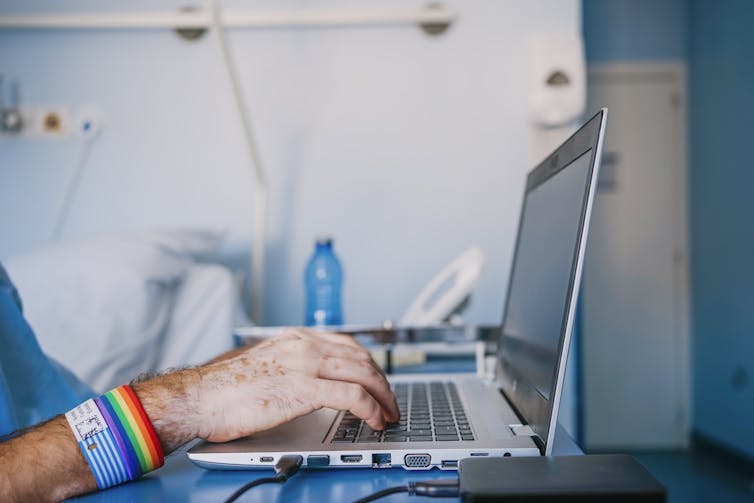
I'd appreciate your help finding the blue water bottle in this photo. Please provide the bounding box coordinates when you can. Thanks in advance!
[305,237,343,326]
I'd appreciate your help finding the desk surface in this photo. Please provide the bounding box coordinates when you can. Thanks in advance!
[69,424,581,503]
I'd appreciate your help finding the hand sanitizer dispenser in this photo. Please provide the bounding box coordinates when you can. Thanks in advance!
[528,33,586,128]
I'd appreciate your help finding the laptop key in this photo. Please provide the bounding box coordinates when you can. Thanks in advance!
[461,435,475,441]
[407,435,433,442]
[435,426,458,435]
[436,435,459,441]
[359,428,383,441]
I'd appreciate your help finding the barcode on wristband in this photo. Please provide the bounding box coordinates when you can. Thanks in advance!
[65,399,106,442]
[66,399,130,489]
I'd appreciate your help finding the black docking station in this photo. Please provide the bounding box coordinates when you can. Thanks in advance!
[458,454,666,502]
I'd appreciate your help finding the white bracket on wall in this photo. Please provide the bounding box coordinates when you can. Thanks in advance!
[0,4,456,36]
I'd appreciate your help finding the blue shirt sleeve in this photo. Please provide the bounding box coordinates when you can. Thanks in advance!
[0,263,94,438]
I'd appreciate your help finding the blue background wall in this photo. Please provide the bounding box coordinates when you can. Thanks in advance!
[583,0,686,63]
[687,0,754,458]
[584,0,754,458]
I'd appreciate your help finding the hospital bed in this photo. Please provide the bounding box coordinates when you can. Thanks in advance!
[4,229,246,393]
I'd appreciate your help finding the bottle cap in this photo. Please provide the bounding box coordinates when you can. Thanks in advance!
[315,236,333,246]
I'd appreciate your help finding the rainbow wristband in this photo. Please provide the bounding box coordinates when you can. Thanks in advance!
[66,385,164,489]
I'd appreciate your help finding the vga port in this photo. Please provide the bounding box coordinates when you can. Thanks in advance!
[404,454,431,468]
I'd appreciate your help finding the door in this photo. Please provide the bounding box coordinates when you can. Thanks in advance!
[581,64,690,450]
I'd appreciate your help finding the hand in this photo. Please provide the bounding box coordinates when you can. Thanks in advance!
[134,328,399,449]
[0,329,398,502]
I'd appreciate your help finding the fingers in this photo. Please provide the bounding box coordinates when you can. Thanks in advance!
[284,329,398,423]
[312,343,400,414]
[246,328,398,427]
[313,378,386,430]
[318,355,399,422]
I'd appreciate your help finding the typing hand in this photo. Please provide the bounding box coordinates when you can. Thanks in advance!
[134,328,398,448]
[194,328,399,442]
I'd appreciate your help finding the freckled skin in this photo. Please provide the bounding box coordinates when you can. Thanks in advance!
[190,328,400,443]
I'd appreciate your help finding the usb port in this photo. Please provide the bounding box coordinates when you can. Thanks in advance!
[441,460,458,468]
[307,455,330,467]
[340,454,363,463]
[372,453,392,468]
[260,456,274,462]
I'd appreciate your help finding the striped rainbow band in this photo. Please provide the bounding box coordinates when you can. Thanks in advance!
[98,385,164,476]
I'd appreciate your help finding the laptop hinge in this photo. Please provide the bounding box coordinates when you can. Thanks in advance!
[509,424,536,437]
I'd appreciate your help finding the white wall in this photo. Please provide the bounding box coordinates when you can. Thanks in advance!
[0,0,581,326]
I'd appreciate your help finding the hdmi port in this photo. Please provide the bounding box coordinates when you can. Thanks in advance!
[341,454,363,463]
[441,460,458,468]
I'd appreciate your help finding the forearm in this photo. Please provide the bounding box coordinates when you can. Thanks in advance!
[131,368,203,454]
[0,416,96,502]
[0,370,203,503]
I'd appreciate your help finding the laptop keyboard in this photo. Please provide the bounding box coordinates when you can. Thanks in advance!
[329,381,475,443]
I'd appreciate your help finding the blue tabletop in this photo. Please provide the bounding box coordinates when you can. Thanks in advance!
[68,424,581,502]
[66,355,581,502]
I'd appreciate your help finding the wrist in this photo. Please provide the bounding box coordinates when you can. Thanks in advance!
[131,368,204,454]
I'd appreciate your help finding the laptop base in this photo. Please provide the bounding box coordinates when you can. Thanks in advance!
[188,374,540,470]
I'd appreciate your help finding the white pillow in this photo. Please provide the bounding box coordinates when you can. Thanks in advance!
[4,229,225,392]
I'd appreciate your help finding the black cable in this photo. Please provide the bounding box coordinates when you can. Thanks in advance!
[222,476,283,503]
[352,478,460,503]
[353,485,409,503]
[222,455,303,503]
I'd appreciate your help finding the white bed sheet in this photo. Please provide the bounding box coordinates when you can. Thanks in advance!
[4,230,243,393]
[154,262,242,373]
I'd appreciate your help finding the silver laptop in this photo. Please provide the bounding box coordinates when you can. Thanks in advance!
[188,109,607,470]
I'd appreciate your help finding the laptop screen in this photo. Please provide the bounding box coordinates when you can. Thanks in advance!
[501,150,591,400]
[496,109,605,454]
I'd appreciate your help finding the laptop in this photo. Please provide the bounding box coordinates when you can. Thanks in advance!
[188,109,607,470]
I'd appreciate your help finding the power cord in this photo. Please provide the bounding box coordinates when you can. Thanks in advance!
[352,478,460,503]
[222,455,303,503]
